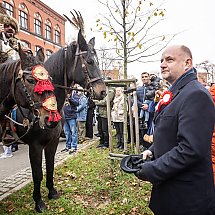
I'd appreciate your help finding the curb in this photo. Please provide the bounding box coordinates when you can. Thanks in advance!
[0,139,98,201]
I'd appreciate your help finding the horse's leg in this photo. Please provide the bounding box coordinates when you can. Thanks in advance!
[44,138,60,200]
[29,143,47,213]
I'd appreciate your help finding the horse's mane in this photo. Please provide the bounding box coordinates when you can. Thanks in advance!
[0,60,20,78]
[44,42,77,80]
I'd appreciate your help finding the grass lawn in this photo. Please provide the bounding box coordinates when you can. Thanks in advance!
[0,142,153,215]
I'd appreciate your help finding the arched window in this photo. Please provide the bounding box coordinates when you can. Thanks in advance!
[20,40,31,49]
[19,10,28,30]
[35,45,43,55]
[54,25,61,44]
[34,13,42,36]
[19,3,28,30]
[54,30,60,44]
[45,19,52,40]
[34,19,42,35]
[3,1,14,17]
[46,50,53,59]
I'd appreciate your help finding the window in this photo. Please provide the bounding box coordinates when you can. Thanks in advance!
[45,25,51,40]
[20,40,30,49]
[46,50,53,59]
[19,11,28,30]
[34,19,42,36]
[54,30,60,44]
[35,46,42,55]
[3,2,13,17]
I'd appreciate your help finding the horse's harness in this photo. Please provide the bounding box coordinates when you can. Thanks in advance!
[14,69,42,120]
[3,65,55,145]
[2,68,41,146]
[55,44,102,96]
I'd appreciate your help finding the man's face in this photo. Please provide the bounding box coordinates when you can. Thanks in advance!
[160,46,191,84]
[4,24,15,38]
[141,73,150,85]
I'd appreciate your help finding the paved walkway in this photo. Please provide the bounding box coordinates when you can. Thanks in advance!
[0,138,99,201]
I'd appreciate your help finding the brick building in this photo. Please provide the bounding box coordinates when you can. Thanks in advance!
[101,69,120,80]
[0,0,66,59]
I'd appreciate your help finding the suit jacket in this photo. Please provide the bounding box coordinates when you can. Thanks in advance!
[136,69,215,215]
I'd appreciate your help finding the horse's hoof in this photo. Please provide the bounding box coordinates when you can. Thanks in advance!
[35,200,47,213]
[48,189,60,200]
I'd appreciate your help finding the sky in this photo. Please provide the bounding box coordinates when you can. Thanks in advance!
[41,0,215,81]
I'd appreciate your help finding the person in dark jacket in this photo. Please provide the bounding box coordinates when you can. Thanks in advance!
[135,45,215,215]
[61,91,79,154]
[85,93,96,138]
[136,72,156,148]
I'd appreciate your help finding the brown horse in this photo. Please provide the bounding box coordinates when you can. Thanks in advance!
[0,45,57,130]
[14,30,106,212]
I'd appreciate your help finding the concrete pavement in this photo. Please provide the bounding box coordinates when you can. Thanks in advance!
[0,137,99,201]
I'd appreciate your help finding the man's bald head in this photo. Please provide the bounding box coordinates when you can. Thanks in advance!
[160,45,193,84]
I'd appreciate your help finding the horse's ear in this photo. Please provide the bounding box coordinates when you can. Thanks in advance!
[36,48,45,63]
[18,43,27,61]
[77,29,88,51]
[88,37,95,48]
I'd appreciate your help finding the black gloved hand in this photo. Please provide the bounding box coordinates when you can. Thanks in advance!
[120,154,151,174]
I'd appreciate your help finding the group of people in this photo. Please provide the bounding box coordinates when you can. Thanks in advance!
[0,6,215,215]
[61,85,93,154]
[94,85,125,150]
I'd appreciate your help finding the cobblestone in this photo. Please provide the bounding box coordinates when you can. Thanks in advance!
[0,139,98,201]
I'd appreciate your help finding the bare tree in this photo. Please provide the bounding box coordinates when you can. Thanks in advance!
[97,45,115,71]
[196,60,215,84]
[95,0,176,78]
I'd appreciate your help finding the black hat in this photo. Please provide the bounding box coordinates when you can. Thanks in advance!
[120,154,145,173]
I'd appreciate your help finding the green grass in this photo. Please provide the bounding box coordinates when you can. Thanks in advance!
[0,143,153,215]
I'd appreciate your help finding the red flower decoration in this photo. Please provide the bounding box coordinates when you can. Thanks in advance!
[157,91,173,112]
[42,95,61,122]
[32,65,54,94]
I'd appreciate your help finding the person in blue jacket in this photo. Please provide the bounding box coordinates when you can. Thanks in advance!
[61,90,79,154]
[76,86,88,142]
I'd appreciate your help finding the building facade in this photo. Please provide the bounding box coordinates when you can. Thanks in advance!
[0,0,66,59]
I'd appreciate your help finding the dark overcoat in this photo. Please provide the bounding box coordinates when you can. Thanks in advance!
[136,69,215,215]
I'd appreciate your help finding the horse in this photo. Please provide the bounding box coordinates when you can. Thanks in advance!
[0,44,58,137]
[14,30,106,212]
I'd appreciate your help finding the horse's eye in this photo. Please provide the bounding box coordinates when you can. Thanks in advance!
[26,77,36,84]
[87,58,94,65]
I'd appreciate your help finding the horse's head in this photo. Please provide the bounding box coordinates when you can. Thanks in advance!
[69,30,106,99]
[13,44,61,129]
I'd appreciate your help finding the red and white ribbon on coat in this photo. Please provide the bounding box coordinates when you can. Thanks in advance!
[157,91,173,112]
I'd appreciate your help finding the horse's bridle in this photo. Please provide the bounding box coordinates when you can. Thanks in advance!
[13,69,43,124]
[58,44,102,95]
[74,45,102,87]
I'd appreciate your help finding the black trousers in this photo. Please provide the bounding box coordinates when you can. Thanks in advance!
[100,117,109,146]
[85,108,95,138]
[114,122,123,146]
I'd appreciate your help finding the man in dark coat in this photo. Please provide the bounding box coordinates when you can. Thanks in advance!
[135,45,215,215]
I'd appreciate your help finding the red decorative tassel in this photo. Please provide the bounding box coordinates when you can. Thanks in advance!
[48,111,61,122]
[53,111,62,122]
[48,111,53,122]
[34,79,54,94]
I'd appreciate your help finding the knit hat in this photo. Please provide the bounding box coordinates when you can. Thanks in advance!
[0,13,19,34]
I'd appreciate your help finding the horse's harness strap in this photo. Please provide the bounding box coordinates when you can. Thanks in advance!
[13,69,41,124]
[89,77,102,83]
[55,44,102,95]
